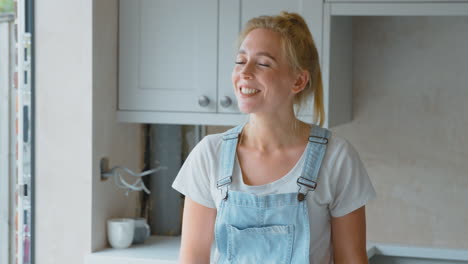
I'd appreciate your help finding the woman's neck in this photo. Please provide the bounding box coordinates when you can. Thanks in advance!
[240,113,311,152]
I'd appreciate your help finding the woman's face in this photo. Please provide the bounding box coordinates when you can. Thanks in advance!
[232,28,302,115]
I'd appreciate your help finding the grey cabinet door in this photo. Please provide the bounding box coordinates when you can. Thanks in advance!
[217,0,323,115]
[119,0,218,112]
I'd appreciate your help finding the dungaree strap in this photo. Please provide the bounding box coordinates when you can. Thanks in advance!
[217,123,245,200]
[297,124,331,201]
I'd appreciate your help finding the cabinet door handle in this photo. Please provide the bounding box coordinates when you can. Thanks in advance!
[198,96,210,107]
[220,96,232,108]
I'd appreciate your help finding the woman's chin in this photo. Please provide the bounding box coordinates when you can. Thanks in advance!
[237,104,257,114]
[239,109,254,114]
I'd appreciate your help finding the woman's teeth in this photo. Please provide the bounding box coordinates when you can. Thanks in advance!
[241,87,260,95]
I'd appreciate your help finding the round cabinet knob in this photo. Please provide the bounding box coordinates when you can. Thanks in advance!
[198,96,210,107]
[220,96,232,108]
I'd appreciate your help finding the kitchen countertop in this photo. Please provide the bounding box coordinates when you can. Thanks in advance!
[85,236,468,264]
[85,236,180,264]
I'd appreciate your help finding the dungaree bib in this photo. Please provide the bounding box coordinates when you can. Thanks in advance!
[214,123,332,264]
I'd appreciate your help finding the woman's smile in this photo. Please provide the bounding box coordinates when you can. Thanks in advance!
[240,86,260,96]
[240,87,260,95]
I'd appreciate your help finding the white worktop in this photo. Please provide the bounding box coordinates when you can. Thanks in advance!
[85,236,180,264]
[86,236,468,264]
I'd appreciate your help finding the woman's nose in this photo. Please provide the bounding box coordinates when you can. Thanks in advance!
[240,63,254,79]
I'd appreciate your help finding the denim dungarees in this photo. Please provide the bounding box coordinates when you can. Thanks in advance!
[214,123,331,264]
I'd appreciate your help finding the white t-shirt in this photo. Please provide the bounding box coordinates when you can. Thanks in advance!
[172,132,377,264]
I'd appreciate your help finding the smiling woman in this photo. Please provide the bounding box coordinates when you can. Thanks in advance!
[172,11,376,264]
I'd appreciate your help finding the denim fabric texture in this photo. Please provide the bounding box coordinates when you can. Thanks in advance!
[214,123,331,264]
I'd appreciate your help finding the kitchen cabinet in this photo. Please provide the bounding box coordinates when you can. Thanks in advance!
[118,0,218,113]
[118,0,327,126]
[118,0,468,127]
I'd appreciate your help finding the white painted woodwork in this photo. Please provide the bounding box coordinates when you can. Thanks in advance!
[321,1,468,127]
[118,1,468,126]
[119,0,325,125]
[322,12,353,128]
[326,0,468,3]
[0,16,13,264]
[119,0,218,112]
[328,3,468,16]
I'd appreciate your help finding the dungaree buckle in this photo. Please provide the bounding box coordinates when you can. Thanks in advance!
[217,185,229,201]
[296,177,317,201]
[222,133,239,141]
[222,190,228,200]
[308,135,328,145]
[297,193,306,201]
[217,177,232,188]
[217,177,232,201]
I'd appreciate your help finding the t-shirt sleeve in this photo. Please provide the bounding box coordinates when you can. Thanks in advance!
[171,137,216,209]
[329,139,377,218]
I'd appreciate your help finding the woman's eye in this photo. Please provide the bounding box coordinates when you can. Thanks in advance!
[235,61,245,65]
[258,63,270,67]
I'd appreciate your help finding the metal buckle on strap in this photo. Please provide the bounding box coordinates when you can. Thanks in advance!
[222,133,239,141]
[296,177,317,201]
[217,177,231,201]
[308,135,328,145]
[221,189,229,200]
[297,177,317,190]
[217,177,232,189]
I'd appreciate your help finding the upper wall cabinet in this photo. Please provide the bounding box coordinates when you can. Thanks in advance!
[118,0,468,127]
[119,0,218,113]
[118,0,328,126]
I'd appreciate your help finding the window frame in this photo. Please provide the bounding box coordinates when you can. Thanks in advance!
[0,13,15,264]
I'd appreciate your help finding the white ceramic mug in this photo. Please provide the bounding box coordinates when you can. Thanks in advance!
[132,217,151,244]
[107,218,135,249]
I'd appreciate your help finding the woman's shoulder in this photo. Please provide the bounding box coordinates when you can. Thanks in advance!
[327,134,351,152]
[322,133,361,168]
[309,124,352,153]
[200,132,224,150]
[190,132,225,160]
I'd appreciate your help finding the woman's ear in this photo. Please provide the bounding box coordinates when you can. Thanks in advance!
[291,70,309,94]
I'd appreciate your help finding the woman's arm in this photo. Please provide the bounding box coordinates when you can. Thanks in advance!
[179,197,217,264]
[331,206,369,264]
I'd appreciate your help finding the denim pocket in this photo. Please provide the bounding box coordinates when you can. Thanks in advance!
[226,224,294,264]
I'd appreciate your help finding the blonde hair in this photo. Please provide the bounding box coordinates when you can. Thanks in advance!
[237,11,325,127]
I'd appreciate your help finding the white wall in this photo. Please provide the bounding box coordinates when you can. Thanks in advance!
[36,0,93,263]
[36,0,142,263]
[92,0,143,251]
[332,16,468,249]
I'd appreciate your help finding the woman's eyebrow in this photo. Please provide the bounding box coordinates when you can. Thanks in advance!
[238,49,277,62]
